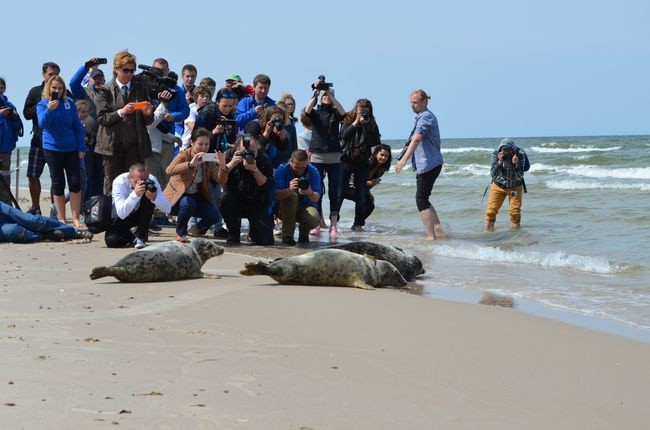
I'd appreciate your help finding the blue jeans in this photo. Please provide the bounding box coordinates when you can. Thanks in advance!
[172,193,219,236]
[0,201,77,243]
[188,181,223,232]
[340,162,370,226]
[312,162,341,219]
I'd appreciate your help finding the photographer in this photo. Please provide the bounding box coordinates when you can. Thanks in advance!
[305,79,346,238]
[257,106,289,167]
[485,138,530,231]
[340,98,381,231]
[195,88,238,153]
[95,50,154,195]
[218,129,274,245]
[0,77,23,206]
[273,149,321,245]
[225,74,250,101]
[151,58,190,138]
[69,56,108,117]
[163,128,227,243]
[235,74,275,130]
[105,162,171,249]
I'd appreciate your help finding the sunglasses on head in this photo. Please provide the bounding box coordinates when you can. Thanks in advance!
[219,92,236,99]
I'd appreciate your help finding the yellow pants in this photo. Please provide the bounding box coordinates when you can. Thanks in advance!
[485,184,523,224]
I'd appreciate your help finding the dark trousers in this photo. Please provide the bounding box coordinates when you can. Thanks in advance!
[102,144,141,195]
[104,197,154,248]
[44,150,82,196]
[340,162,370,226]
[415,164,443,212]
[172,193,219,236]
[84,150,104,197]
[218,191,274,245]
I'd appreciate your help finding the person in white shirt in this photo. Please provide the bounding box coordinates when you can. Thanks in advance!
[105,163,171,248]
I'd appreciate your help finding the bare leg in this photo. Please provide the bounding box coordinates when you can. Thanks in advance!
[485,220,495,231]
[420,207,447,240]
[69,191,82,227]
[52,194,67,223]
[511,222,521,229]
[28,177,41,210]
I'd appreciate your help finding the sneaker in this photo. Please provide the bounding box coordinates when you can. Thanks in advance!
[351,225,364,232]
[282,237,296,246]
[213,227,229,239]
[27,207,42,216]
[134,238,148,249]
[187,225,202,237]
[42,230,64,242]
[310,226,321,236]
[76,230,94,240]
[149,223,162,232]
[329,225,339,238]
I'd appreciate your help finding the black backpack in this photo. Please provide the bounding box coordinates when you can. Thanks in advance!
[83,194,113,234]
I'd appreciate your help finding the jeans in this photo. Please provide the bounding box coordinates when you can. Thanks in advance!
[172,193,219,236]
[312,162,341,219]
[218,191,274,245]
[0,201,77,243]
[340,162,370,226]
[104,197,154,248]
[188,180,223,232]
[84,150,103,198]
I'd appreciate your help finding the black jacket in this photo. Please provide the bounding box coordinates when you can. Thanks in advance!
[307,104,344,153]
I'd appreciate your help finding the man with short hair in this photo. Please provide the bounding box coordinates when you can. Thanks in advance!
[218,130,275,245]
[395,89,447,240]
[235,74,275,130]
[23,62,66,214]
[273,149,321,245]
[181,64,197,104]
[151,58,190,145]
[105,163,171,248]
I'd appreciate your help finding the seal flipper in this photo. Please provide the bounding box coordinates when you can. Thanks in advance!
[352,280,375,290]
[240,261,276,277]
[90,266,128,281]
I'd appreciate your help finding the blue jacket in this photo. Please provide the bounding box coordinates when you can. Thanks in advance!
[0,96,23,153]
[171,85,191,135]
[36,97,86,153]
[272,162,321,210]
[235,95,275,130]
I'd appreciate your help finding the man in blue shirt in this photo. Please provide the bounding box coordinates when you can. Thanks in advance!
[395,89,447,240]
[273,149,321,245]
[235,74,275,130]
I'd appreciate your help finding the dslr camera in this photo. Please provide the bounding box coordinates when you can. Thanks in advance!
[217,117,237,130]
[311,75,333,91]
[236,134,256,165]
[271,118,283,131]
[84,57,107,68]
[142,178,157,193]
[297,176,310,191]
[361,111,370,121]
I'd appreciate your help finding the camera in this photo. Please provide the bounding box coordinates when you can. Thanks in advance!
[298,176,310,191]
[85,58,108,68]
[236,150,255,165]
[50,91,60,101]
[311,75,333,91]
[142,178,157,193]
[217,117,237,130]
[361,111,370,121]
[136,65,178,101]
[271,118,283,131]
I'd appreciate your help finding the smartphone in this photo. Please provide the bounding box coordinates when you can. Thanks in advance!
[50,91,60,101]
[202,153,217,162]
[131,101,148,110]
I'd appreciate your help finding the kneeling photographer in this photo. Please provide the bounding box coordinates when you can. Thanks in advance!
[163,128,227,243]
[105,162,171,249]
[340,98,381,231]
[485,138,530,231]
[273,149,321,245]
[218,127,274,245]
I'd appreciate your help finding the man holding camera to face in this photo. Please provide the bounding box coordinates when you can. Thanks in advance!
[273,149,321,245]
[485,138,530,231]
[218,126,274,245]
[105,162,171,249]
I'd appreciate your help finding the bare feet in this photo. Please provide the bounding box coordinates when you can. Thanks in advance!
[433,224,448,239]
[175,234,189,243]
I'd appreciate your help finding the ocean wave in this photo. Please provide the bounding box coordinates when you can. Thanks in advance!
[529,163,650,179]
[530,145,621,153]
[444,163,490,176]
[442,147,493,154]
[544,180,650,191]
[432,244,633,274]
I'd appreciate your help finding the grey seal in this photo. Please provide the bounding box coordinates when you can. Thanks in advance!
[328,241,424,281]
[240,249,407,290]
[90,238,224,282]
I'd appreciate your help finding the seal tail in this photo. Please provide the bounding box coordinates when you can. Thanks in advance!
[90,266,127,281]
[240,261,275,277]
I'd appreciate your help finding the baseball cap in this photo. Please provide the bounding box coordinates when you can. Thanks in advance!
[90,69,104,79]
[226,74,242,82]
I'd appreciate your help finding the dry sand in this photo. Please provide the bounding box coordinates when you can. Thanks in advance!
[1,224,650,429]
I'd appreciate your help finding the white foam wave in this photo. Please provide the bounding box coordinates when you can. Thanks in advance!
[530,145,621,153]
[444,163,490,176]
[545,180,650,191]
[529,163,650,179]
[442,147,493,154]
[433,244,628,274]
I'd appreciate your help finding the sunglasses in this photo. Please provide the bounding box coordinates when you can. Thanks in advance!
[121,68,136,74]
[219,92,236,99]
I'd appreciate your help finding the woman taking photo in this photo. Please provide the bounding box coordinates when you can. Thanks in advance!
[36,76,87,228]
[257,106,289,167]
[163,128,227,243]
[340,98,381,231]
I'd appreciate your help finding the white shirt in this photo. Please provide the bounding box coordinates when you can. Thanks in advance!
[182,103,198,150]
[111,172,172,219]
[147,103,175,154]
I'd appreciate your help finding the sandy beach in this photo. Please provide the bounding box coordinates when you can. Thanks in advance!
[1,218,650,429]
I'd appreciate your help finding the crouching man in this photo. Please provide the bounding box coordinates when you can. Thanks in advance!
[105,162,171,248]
[273,149,321,245]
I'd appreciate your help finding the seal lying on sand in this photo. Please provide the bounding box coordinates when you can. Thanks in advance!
[240,249,407,290]
[328,241,424,281]
[90,238,224,282]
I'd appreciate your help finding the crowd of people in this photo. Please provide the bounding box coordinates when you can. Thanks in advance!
[0,49,530,246]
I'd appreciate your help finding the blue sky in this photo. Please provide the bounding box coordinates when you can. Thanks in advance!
[3,0,649,140]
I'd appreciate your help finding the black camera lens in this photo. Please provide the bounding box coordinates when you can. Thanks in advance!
[244,153,255,165]
[298,177,310,190]
[362,112,369,120]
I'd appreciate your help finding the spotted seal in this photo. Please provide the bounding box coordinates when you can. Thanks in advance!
[328,241,424,281]
[240,249,407,290]
[90,238,224,282]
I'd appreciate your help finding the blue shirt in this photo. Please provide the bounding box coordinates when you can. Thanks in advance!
[411,108,443,174]
[235,95,275,131]
[272,162,321,209]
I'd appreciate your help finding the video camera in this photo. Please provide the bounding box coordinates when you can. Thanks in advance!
[136,65,178,101]
[84,58,107,68]
[311,75,333,92]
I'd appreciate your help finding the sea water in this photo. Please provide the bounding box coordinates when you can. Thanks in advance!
[10,135,650,335]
